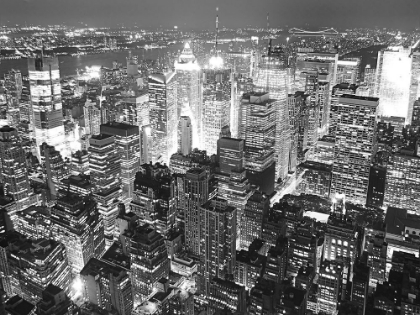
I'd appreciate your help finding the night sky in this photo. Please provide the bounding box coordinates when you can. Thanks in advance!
[1,0,420,30]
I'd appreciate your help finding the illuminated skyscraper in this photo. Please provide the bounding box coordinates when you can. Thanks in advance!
[408,47,420,124]
[83,99,101,138]
[100,122,140,205]
[363,65,376,97]
[89,134,121,247]
[28,55,68,158]
[318,261,343,315]
[51,194,105,275]
[149,72,178,164]
[178,116,193,155]
[239,92,276,194]
[254,46,290,181]
[375,46,411,121]
[202,68,231,155]
[0,126,30,211]
[330,95,378,204]
[174,43,201,148]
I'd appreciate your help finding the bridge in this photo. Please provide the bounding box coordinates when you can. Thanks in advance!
[289,28,341,37]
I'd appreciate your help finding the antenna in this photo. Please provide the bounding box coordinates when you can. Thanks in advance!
[215,7,219,57]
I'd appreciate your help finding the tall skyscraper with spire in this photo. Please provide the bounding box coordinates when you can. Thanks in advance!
[28,54,68,158]
[174,43,201,149]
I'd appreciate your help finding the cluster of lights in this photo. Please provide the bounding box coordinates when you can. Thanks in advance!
[209,56,224,69]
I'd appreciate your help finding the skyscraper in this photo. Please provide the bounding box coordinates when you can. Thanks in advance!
[200,197,237,294]
[0,126,30,211]
[149,72,178,164]
[408,46,420,124]
[28,55,68,158]
[89,134,121,246]
[178,116,193,155]
[51,194,105,274]
[174,43,201,148]
[202,68,231,155]
[330,95,378,204]
[254,46,290,181]
[100,122,140,205]
[184,168,209,256]
[128,224,169,303]
[239,92,276,195]
[80,258,133,315]
[83,99,101,138]
[384,148,420,214]
[375,46,411,121]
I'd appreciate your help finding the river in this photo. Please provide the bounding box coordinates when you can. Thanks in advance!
[0,45,184,77]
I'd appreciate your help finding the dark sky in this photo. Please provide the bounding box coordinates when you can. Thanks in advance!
[1,0,420,30]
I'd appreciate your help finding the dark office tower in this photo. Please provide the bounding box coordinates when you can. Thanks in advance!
[240,190,269,249]
[216,138,252,232]
[28,55,68,158]
[183,168,209,255]
[384,148,420,214]
[287,221,319,279]
[0,126,30,211]
[239,92,276,194]
[264,238,288,283]
[8,238,71,304]
[51,193,105,275]
[100,122,140,205]
[131,163,176,238]
[366,165,386,208]
[174,43,201,147]
[80,258,133,315]
[36,284,74,315]
[330,95,378,204]
[254,46,290,181]
[412,98,420,127]
[367,235,387,291]
[200,197,237,294]
[89,134,121,247]
[148,72,178,164]
[178,116,193,155]
[208,278,246,314]
[351,263,370,315]
[202,68,232,155]
[35,285,72,315]
[40,142,67,201]
[129,224,169,303]
[288,92,308,168]
[318,260,343,315]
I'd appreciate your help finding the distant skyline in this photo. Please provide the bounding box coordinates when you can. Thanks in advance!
[1,0,420,30]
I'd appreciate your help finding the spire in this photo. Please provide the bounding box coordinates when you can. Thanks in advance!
[215,7,219,57]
